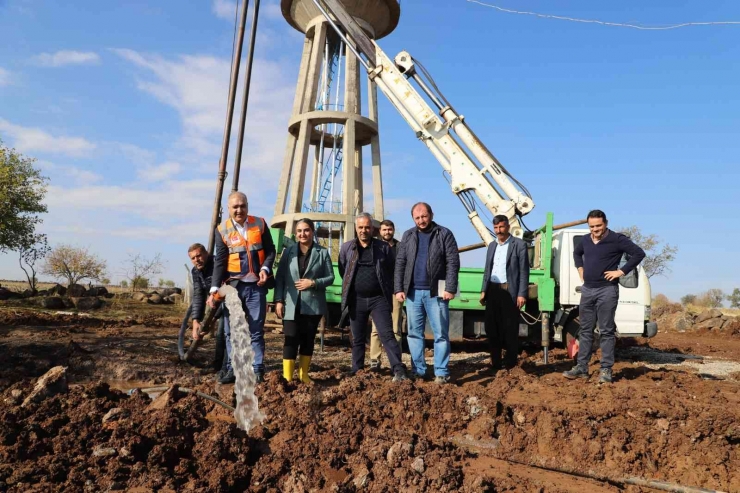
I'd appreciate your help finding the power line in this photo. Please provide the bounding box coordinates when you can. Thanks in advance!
[466,0,740,30]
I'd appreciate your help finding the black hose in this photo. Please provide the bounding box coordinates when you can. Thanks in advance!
[129,385,235,412]
[177,305,193,361]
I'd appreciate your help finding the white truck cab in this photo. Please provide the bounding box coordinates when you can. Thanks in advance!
[553,229,657,338]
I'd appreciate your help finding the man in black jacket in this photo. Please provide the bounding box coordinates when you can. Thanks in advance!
[563,210,645,384]
[395,202,460,384]
[188,243,225,372]
[339,213,408,382]
[479,216,529,370]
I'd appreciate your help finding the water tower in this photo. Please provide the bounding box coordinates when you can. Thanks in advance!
[271,0,401,246]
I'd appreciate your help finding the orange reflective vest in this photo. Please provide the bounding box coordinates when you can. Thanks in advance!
[218,216,267,282]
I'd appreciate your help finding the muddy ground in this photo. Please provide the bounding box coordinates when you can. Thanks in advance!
[1,305,739,492]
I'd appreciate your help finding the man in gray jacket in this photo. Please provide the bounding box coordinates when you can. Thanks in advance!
[395,202,460,384]
[480,215,529,370]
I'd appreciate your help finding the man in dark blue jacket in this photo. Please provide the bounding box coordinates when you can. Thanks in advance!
[395,202,460,384]
[188,243,224,372]
[339,213,408,382]
[564,210,645,384]
[480,215,529,370]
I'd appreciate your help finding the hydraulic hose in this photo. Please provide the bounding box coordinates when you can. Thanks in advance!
[128,385,235,412]
[177,305,193,361]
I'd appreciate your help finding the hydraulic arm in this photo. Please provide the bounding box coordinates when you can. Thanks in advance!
[312,0,535,241]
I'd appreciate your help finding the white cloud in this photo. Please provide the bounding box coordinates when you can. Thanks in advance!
[117,142,156,166]
[212,0,236,20]
[137,161,182,182]
[36,159,102,185]
[0,118,96,156]
[112,48,295,186]
[31,50,101,67]
[0,67,12,86]
[46,179,214,220]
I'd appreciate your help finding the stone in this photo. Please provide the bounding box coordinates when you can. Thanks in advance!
[40,296,65,309]
[166,294,184,305]
[0,287,12,300]
[146,386,179,412]
[67,284,87,297]
[108,481,126,491]
[674,315,694,332]
[514,411,526,426]
[352,468,371,489]
[148,294,163,305]
[92,445,117,457]
[86,286,109,297]
[161,287,182,297]
[102,407,127,423]
[410,457,425,474]
[62,298,75,308]
[696,317,723,331]
[132,292,148,302]
[656,418,670,433]
[387,441,413,466]
[695,309,722,324]
[22,366,68,407]
[74,296,103,311]
[49,284,67,296]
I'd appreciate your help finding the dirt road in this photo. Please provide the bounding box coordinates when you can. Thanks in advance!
[1,305,738,492]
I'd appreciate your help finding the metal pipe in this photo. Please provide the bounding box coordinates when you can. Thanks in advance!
[231,0,261,192]
[552,218,588,231]
[311,0,372,72]
[541,312,550,364]
[208,0,250,253]
[458,241,486,253]
[410,72,445,110]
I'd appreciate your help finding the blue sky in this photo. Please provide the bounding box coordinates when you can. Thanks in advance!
[1,0,738,301]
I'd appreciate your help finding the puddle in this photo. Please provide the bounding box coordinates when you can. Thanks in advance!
[619,346,740,380]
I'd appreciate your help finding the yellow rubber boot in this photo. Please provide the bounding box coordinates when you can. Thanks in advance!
[298,355,312,384]
[283,359,295,381]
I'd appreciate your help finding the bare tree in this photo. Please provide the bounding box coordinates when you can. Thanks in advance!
[696,288,725,308]
[18,234,50,293]
[122,253,164,292]
[41,244,107,286]
[618,226,678,278]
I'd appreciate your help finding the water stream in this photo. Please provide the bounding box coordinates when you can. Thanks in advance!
[219,285,264,432]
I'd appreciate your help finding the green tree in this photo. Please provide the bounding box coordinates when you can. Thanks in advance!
[164,280,176,288]
[618,226,678,278]
[727,288,740,309]
[120,280,129,289]
[18,233,50,292]
[41,244,107,286]
[0,140,48,252]
[680,294,697,306]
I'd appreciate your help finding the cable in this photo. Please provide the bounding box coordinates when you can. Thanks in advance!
[225,0,241,108]
[466,0,740,31]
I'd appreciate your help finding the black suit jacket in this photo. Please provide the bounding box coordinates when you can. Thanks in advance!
[481,236,530,302]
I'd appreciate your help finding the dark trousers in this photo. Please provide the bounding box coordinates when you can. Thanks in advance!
[282,303,322,359]
[213,317,226,371]
[577,284,619,370]
[484,283,519,368]
[349,294,405,374]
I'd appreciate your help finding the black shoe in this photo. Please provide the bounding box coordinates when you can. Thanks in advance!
[392,369,408,382]
[369,359,381,372]
[255,371,265,384]
[563,366,589,380]
[598,368,613,384]
[218,369,235,384]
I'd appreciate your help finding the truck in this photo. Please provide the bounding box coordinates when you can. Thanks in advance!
[268,0,657,362]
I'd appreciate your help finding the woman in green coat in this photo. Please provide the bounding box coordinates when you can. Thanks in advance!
[274,218,335,383]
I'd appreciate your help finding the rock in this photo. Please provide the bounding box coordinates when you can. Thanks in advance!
[108,481,126,491]
[104,292,115,299]
[62,298,75,308]
[119,447,131,458]
[21,289,35,298]
[656,418,670,433]
[0,287,12,300]
[695,309,722,324]
[165,294,184,305]
[22,366,68,407]
[147,294,163,305]
[161,287,182,297]
[102,407,127,423]
[352,467,371,489]
[40,296,65,309]
[67,284,87,297]
[86,286,108,297]
[387,441,413,467]
[11,389,22,398]
[674,315,694,332]
[74,296,103,311]
[696,317,723,331]
[92,445,117,457]
[146,386,179,412]
[514,411,526,426]
[49,284,67,296]
[410,457,425,474]
[4,389,23,405]
[132,292,148,302]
